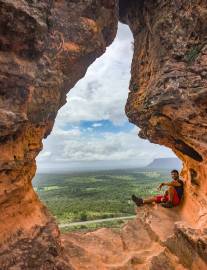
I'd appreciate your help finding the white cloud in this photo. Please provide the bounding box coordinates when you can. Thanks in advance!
[37,23,176,172]
[92,123,103,127]
[37,127,175,167]
[38,151,51,159]
[52,127,81,137]
[55,23,133,127]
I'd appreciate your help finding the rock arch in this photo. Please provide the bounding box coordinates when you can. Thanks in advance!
[0,0,207,269]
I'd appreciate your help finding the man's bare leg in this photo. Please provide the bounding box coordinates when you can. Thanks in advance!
[143,197,157,204]
[132,195,158,206]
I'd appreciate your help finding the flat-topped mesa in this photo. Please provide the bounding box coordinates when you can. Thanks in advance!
[0,1,118,268]
[121,0,207,225]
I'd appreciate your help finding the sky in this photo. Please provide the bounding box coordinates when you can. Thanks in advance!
[36,23,175,173]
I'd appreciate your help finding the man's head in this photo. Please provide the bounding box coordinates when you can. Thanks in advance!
[171,169,179,180]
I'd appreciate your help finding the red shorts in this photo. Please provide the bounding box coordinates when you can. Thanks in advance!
[155,189,180,206]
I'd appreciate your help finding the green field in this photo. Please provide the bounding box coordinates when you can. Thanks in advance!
[33,168,170,226]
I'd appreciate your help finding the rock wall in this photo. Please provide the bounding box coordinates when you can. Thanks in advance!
[0,0,207,269]
[122,0,207,226]
[0,1,118,269]
[62,206,207,270]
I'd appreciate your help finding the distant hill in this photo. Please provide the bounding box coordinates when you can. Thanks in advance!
[146,158,182,169]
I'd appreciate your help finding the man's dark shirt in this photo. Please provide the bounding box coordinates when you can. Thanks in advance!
[174,179,184,199]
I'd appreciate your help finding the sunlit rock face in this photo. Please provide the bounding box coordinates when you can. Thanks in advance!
[0,1,118,268]
[0,0,207,269]
[62,206,207,270]
[123,0,207,224]
[121,0,207,268]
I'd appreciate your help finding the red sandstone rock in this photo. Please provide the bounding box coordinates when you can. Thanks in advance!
[0,0,207,269]
[61,206,190,270]
[123,0,207,229]
[0,0,118,269]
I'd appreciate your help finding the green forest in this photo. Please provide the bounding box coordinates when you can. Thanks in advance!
[33,168,170,227]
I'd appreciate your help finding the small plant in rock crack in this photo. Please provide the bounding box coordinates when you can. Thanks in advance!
[131,82,139,92]
[184,45,202,64]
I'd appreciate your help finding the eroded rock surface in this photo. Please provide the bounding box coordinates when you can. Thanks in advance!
[0,0,207,269]
[62,206,206,270]
[123,0,207,225]
[0,0,118,269]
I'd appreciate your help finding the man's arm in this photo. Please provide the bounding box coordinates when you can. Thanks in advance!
[159,180,181,190]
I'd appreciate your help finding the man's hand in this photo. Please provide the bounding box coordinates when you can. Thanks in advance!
[158,183,165,190]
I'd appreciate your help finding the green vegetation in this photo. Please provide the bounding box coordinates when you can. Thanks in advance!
[33,168,170,227]
[131,82,139,92]
[60,219,128,233]
[184,45,202,64]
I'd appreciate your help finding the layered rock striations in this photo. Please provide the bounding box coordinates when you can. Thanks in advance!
[123,1,207,268]
[123,0,207,226]
[62,206,207,270]
[0,0,207,269]
[0,0,118,269]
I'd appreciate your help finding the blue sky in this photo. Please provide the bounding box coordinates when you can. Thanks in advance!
[37,23,175,172]
[62,120,134,135]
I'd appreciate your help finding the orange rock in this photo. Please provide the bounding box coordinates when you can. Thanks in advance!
[0,0,207,269]
[0,1,118,269]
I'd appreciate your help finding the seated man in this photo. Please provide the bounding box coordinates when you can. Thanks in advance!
[132,169,184,208]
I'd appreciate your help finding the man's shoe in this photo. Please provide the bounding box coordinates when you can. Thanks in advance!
[161,201,174,208]
[131,194,144,206]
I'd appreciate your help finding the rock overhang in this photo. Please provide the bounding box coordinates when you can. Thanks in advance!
[0,0,207,269]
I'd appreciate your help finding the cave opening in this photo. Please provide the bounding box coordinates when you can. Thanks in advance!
[33,23,180,232]
[1,2,207,269]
